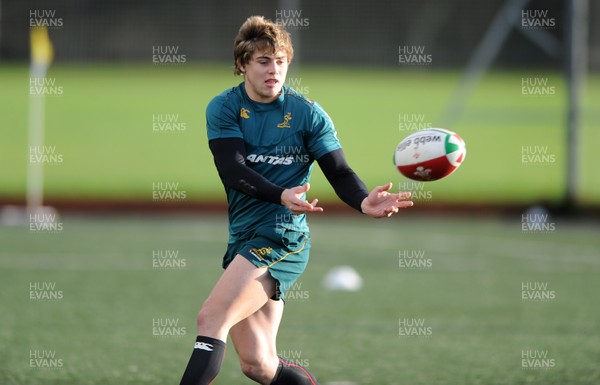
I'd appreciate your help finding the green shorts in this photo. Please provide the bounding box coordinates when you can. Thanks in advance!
[223,225,311,300]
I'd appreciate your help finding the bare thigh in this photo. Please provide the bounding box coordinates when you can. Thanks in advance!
[197,255,277,341]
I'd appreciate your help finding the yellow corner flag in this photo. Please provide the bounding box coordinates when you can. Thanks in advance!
[30,26,54,68]
[28,26,55,211]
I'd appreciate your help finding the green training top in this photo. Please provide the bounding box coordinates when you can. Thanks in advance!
[206,83,341,242]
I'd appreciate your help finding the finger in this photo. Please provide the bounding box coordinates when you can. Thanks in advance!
[294,197,325,212]
[385,192,411,202]
[372,183,391,194]
[293,199,314,211]
[302,201,323,212]
[289,183,310,195]
[387,192,410,201]
[308,199,323,211]
[376,206,398,218]
[290,203,322,214]
[395,200,414,208]
[398,191,412,200]
[378,182,393,193]
[291,184,308,194]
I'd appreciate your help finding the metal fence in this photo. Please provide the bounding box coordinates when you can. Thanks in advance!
[2,0,599,69]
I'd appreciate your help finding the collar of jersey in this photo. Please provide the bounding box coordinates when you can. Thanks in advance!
[240,82,285,112]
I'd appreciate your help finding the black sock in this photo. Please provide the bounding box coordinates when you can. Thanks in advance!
[180,335,226,385]
[270,357,320,385]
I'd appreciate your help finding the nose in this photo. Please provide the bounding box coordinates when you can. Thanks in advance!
[268,60,277,74]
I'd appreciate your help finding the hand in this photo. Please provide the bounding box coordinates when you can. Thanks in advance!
[281,183,323,215]
[360,182,413,218]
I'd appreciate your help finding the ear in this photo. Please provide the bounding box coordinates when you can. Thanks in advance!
[237,59,245,74]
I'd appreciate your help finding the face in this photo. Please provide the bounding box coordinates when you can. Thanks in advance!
[240,50,288,103]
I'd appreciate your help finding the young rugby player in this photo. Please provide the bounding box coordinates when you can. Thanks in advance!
[180,15,413,385]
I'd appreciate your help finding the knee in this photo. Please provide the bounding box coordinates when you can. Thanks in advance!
[240,358,276,383]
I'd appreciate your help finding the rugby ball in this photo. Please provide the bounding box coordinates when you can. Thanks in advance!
[394,128,466,181]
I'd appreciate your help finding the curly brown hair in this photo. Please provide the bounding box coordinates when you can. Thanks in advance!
[233,16,294,75]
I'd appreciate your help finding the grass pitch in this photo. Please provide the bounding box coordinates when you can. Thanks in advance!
[1,213,599,384]
[1,64,600,205]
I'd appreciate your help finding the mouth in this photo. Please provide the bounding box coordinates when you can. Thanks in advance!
[265,79,279,87]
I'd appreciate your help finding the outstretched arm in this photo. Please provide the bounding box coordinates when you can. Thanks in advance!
[318,149,413,218]
[209,137,322,214]
[317,149,369,212]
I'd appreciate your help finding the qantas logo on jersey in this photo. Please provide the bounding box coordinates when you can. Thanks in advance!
[246,153,310,165]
